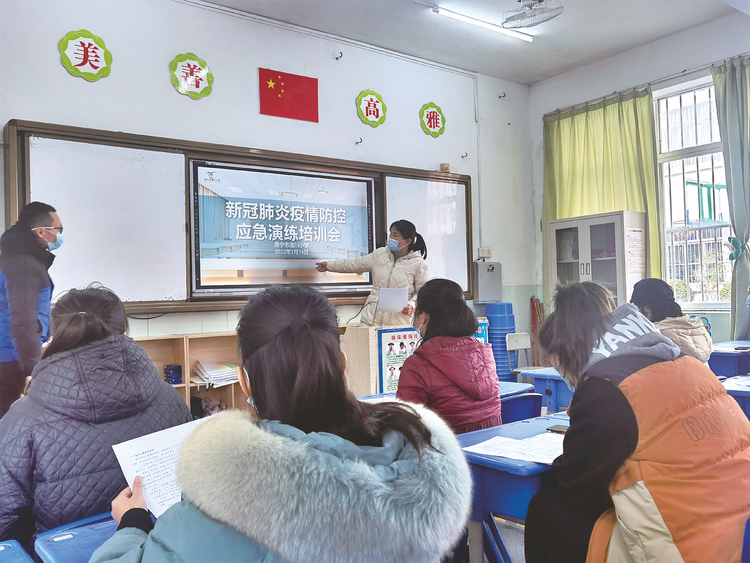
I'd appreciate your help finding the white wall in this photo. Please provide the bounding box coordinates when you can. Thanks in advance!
[0,0,537,336]
[528,11,750,342]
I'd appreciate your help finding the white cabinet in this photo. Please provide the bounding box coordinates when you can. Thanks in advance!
[549,211,646,306]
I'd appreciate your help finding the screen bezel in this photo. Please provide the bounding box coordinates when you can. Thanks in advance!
[189,159,376,299]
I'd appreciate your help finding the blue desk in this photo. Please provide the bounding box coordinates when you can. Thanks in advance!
[0,541,33,563]
[457,416,567,562]
[709,340,750,377]
[724,376,750,419]
[35,513,117,563]
[358,382,534,403]
[519,368,574,412]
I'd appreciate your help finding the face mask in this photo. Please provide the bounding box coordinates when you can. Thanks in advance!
[47,232,64,251]
[387,237,402,253]
[746,294,750,312]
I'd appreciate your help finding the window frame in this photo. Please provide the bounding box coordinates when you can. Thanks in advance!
[653,80,731,309]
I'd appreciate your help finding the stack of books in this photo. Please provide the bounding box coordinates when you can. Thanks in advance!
[164,364,183,385]
[191,360,239,388]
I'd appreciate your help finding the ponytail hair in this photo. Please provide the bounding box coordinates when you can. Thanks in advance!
[237,285,433,454]
[43,284,128,359]
[390,219,427,259]
[415,279,477,345]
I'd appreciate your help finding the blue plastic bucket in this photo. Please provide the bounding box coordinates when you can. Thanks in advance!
[486,302,513,315]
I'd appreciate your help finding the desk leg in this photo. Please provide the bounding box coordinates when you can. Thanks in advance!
[468,520,484,562]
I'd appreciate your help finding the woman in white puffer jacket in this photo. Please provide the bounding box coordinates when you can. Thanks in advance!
[316,220,429,327]
[630,278,713,363]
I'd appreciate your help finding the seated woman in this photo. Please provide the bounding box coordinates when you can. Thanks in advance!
[524,281,750,563]
[90,285,472,563]
[630,277,712,363]
[396,278,501,434]
[0,285,192,548]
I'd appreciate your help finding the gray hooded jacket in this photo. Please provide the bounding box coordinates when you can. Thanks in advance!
[0,335,192,543]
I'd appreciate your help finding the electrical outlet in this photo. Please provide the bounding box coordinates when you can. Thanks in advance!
[479,247,492,259]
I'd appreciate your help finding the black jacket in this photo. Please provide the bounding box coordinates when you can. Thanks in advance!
[0,224,55,373]
[0,335,193,544]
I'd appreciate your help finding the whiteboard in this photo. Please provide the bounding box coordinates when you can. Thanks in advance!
[29,137,187,302]
[385,177,469,292]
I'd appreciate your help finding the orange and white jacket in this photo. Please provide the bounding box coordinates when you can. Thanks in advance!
[584,355,750,562]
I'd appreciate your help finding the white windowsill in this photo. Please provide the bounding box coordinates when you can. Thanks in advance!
[679,302,731,314]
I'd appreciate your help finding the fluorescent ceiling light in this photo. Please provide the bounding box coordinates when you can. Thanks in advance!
[432,6,533,43]
[227,186,243,193]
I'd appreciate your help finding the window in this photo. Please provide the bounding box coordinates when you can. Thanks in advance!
[656,84,731,304]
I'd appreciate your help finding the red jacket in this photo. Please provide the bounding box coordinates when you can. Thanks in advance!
[396,336,502,434]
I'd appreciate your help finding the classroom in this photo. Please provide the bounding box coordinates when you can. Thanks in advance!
[1,0,750,562]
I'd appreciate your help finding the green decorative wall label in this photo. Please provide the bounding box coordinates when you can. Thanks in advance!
[356,90,387,127]
[419,102,446,138]
[169,53,214,100]
[58,29,112,82]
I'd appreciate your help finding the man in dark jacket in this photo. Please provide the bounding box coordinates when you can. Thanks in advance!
[0,202,62,418]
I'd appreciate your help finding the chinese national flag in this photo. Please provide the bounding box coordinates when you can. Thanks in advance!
[259,68,318,123]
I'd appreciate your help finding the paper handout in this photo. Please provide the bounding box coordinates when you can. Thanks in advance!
[112,417,210,517]
[378,287,408,313]
[462,432,565,465]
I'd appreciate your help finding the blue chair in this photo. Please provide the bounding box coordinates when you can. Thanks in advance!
[0,540,33,563]
[742,515,750,563]
[500,392,543,424]
[35,513,117,563]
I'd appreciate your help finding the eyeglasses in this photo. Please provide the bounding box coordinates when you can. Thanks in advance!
[41,226,63,234]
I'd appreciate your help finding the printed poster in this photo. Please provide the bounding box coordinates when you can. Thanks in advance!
[378,328,421,393]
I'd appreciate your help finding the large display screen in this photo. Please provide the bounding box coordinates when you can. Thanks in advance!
[190,162,374,297]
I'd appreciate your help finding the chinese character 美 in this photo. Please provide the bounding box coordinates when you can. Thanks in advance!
[306,206,319,223]
[328,227,341,243]
[74,41,100,69]
[237,224,253,240]
[425,109,441,129]
[314,226,327,242]
[252,223,267,241]
[182,63,204,89]
[334,208,347,224]
[365,97,380,119]
[269,224,284,241]
[290,206,305,222]
[243,202,259,220]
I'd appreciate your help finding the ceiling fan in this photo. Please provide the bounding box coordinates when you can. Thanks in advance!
[502,0,564,28]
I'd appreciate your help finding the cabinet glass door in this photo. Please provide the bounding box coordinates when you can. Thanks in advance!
[589,221,618,300]
[555,227,580,285]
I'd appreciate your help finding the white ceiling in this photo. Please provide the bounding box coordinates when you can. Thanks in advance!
[209,0,737,84]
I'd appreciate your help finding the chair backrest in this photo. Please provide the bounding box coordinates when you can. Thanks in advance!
[500,392,543,424]
[0,540,34,563]
[742,515,750,563]
[505,332,532,371]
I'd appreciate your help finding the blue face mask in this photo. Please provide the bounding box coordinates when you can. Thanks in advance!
[387,237,402,253]
[47,232,64,251]
[746,293,750,312]
[561,374,576,393]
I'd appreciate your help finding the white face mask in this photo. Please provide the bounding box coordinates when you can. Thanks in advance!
[561,375,577,393]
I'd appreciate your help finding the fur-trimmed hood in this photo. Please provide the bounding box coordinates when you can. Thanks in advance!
[176,403,472,563]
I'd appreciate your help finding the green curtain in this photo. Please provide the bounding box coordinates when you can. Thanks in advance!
[712,57,750,340]
[542,88,661,303]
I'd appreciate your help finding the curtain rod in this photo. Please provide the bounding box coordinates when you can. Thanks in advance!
[544,49,750,117]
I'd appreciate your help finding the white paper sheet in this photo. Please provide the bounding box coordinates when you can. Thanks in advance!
[463,432,565,465]
[112,417,210,517]
[378,287,409,313]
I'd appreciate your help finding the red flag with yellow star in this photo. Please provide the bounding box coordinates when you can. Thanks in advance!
[259,68,318,123]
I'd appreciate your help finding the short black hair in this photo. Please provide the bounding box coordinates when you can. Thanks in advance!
[415,278,477,344]
[18,202,56,229]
